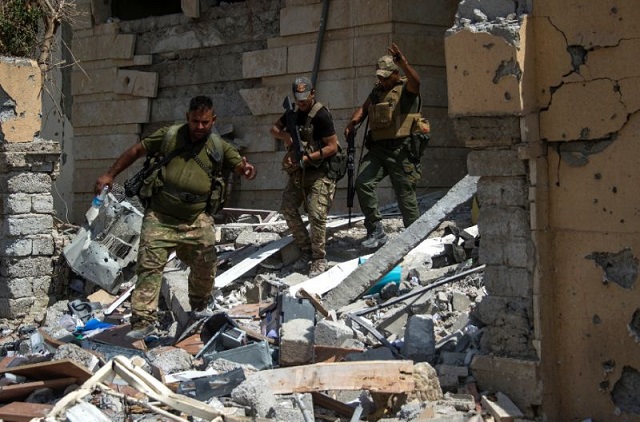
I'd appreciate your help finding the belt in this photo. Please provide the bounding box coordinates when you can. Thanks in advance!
[163,186,209,204]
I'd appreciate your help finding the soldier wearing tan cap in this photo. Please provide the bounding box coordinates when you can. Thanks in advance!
[344,43,425,248]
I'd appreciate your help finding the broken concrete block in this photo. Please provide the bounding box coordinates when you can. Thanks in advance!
[402,315,436,364]
[231,373,277,418]
[273,393,314,422]
[440,351,467,366]
[313,319,355,347]
[235,230,280,248]
[444,392,476,412]
[52,344,99,372]
[407,362,443,403]
[345,346,396,362]
[451,291,472,311]
[436,364,469,379]
[438,373,460,392]
[482,391,525,422]
[279,318,314,366]
[147,346,194,375]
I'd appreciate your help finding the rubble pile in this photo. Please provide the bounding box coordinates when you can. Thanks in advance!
[0,182,530,422]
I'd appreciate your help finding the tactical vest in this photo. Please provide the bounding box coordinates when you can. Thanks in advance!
[297,102,347,180]
[368,77,423,141]
[298,101,325,153]
[141,124,227,217]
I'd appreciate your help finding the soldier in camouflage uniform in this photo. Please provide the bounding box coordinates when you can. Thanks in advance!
[270,76,340,277]
[95,96,257,339]
[344,44,425,248]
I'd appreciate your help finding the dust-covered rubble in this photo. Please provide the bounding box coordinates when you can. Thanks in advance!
[0,192,534,422]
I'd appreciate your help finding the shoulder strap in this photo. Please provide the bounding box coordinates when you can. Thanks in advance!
[206,132,224,165]
[305,101,325,128]
[142,124,185,175]
[161,124,183,155]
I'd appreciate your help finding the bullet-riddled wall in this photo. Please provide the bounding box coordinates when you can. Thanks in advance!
[65,0,463,224]
[446,0,640,420]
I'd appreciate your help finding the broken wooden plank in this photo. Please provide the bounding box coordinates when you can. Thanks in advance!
[0,401,54,422]
[0,377,77,403]
[105,284,134,315]
[255,360,413,394]
[0,359,93,384]
[45,358,116,417]
[175,333,203,356]
[111,356,222,420]
[323,175,479,311]
[297,288,330,318]
[311,392,356,417]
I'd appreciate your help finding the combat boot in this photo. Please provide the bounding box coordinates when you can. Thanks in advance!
[362,221,388,249]
[292,249,312,272]
[126,317,157,340]
[309,258,328,278]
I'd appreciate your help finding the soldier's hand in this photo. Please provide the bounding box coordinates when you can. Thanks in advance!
[240,157,257,180]
[344,123,354,138]
[388,43,404,64]
[95,175,113,195]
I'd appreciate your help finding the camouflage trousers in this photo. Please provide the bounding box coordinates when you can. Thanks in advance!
[355,138,421,231]
[281,170,336,260]
[132,210,217,323]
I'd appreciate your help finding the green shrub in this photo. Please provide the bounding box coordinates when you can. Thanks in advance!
[0,0,43,59]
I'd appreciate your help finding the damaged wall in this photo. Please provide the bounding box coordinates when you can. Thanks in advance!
[446,0,640,420]
[65,0,464,223]
[0,58,61,319]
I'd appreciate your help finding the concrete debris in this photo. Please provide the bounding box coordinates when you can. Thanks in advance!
[0,182,542,421]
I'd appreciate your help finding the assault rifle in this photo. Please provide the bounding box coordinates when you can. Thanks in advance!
[123,145,186,204]
[346,126,357,226]
[282,96,305,169]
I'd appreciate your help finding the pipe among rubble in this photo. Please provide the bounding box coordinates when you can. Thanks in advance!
[353,264,486,316]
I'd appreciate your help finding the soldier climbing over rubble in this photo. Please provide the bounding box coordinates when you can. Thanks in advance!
[270,76,341,277]
[94,96,257,339]
[344,43,430,249]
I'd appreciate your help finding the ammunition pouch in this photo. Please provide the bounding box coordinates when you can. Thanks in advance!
[206,176,226,215]
[369,102,394,130]
[370,113,422,142]
[408,118,431,163]
[323,145,348,181]
[281,150,300,174]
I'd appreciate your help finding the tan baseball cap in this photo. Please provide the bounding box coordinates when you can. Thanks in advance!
[376,55,399,78]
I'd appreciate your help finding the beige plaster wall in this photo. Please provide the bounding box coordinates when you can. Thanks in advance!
[0,58,42,143]
[535,1,640,419]
[446,0,640,419]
